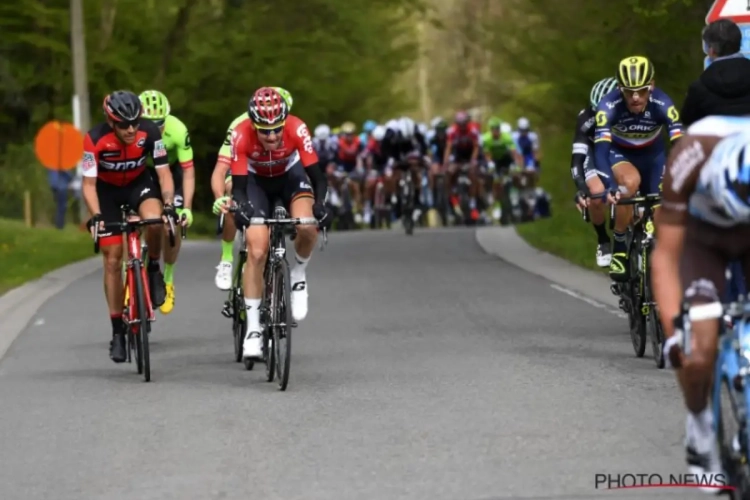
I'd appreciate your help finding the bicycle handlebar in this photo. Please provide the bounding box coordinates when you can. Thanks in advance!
[93,217,175,254]
[609,193,662,230]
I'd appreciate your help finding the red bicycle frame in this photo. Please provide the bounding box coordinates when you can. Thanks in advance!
[123,228,155,331]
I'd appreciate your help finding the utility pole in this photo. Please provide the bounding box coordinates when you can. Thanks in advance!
[416,18,432,122]
[70,0,91,222]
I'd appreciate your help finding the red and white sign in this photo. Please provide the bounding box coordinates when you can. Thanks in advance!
[706,0,750,24]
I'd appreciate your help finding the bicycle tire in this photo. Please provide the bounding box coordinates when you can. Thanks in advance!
[132,260,150,382]
[716,374,747,497]
[275,258,292,391]
[232,256,245,364]
[628,230,647,358]
[263,263,276,382]
[642,245,665,368]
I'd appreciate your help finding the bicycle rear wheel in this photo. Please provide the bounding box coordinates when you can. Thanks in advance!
[132,260,150,381]
[274,259,293,391]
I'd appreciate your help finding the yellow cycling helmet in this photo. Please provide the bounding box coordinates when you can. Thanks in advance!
[617,56,654,89]
[332,126,341,135]
[341,121,356,134]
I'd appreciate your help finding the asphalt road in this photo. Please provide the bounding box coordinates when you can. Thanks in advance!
[0,228,704,500]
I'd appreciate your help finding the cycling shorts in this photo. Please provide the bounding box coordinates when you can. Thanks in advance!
[244,161,314,218]
[610,145,664,195]
[680,216,750,307]
[97,171,161,245]
[149,162,185,208]
[451,148,473,164]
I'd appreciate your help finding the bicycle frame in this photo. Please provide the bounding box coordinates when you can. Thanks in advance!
[124,225,156,328]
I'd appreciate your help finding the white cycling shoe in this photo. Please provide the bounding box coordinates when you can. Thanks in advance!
[291,280,308,322]
[215,261,233,290]
[242,331,263,359]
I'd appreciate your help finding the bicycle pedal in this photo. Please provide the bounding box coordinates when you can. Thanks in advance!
[291,321,298,328]
[221,301,232,318]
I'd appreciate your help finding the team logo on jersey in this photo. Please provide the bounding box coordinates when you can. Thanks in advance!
[596,111,607,127]
[667,105,680,122]
[137,138,146,148]
[82,152,96,171]
[252,152,259,158]
[296,124,313,153]
[153,139,167,158]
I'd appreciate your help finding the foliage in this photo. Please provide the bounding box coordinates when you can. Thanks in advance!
[0,0,422,215]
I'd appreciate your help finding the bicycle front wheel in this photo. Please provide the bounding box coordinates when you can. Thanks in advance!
[274,258,293,391]
[132,260,151,382]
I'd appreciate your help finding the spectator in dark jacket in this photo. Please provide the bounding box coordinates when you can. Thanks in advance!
[681,19,750,127]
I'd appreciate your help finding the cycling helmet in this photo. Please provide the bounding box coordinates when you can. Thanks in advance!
[500,123,512,134]
[314,124,331,141]
[417,122,428,136]
[400,117,416,139]
[517,117,530,131]
[372,125,386,141]
[589,77,618,109]
[341,121,356,134]
[273,87,293,110]
[332,126,341,135]
[617,56,655,89]
[488,117,502,129]
[103,90,142,122]
[455,111,469,125]
[434,118,448,131]
[139,90,170,120]
[430,116,444,128]
[363,120,377,133]
[248,87,288,127]
[704,132,750,221]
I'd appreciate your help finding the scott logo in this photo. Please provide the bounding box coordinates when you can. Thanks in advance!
[296,124,313,154]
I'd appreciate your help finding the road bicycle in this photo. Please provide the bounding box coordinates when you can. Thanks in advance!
[224,202,322,391]
[607,193,665,366]
[93,205,182,382]
[675,298,750,498]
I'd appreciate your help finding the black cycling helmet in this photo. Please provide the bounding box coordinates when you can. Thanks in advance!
[103,90,142,123]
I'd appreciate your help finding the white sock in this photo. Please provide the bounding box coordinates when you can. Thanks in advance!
[687,408,713,452]
[291,252,310,283]
[244,298,261,336]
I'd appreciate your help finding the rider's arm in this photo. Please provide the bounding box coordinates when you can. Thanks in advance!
[531,131,541,164]
[229,129,249,205]
[176,124,195,209]
[658,90,684,147]
[442,131,453,166]
[295,123,328,204]
[145,120,174,205]
[652,136,710,337]
[81,134,100,216]
[593,103,616,190]
[470,130,480,163]
[570,109,591,193]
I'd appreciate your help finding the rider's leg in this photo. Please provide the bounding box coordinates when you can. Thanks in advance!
[241,181,270,359]
[286,164,317,322]
[608,161,640,281]
[98,185,126,362]
[215,177,236,290]
[160,165,184,314]
[585,173,611,267]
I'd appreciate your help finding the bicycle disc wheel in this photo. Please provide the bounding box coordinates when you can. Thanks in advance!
[274,259,292,391]
[132,260,151,382]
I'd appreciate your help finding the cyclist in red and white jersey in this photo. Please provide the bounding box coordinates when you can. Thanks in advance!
[220,87,330,360]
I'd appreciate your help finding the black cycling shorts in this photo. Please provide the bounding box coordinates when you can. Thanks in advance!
[97,171,161,245]
[149,163,185,208]
[246,161,314,218]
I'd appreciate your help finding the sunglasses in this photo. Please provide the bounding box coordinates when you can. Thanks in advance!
[255,123,284,136]
[113,120,140,130]
[621,86,651,97]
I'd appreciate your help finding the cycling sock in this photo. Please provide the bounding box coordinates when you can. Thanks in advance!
[221,240,234,262]
[612,231,627,253]
[164,263,174,285]
[110,313,123,333]
[244,298,261,334]
[147,257,160,272]
[593,223,609,244]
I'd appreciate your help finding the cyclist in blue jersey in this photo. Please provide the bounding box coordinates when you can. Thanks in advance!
[512,117,541,170]
[594,55,683,281]
[360,119,377,145]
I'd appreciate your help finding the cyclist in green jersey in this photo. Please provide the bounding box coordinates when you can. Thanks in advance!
[482,117,522,220]
[210,87,293,290]
[139,90,194,314]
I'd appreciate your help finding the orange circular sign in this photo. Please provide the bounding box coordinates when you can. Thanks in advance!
[34,121,84,170]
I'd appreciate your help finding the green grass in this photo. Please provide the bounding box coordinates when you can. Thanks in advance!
[514,133,607,274]
[0,218,93,295]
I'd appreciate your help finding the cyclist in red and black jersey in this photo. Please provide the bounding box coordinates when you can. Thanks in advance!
[219,87,330,360]
[444,111,482,220]
[81,90,177,363]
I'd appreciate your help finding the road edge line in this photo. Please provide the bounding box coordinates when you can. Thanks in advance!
[0,256,100,361]
[475,226,620,310]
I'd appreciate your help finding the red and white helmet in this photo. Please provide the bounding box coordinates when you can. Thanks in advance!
[248,87,289,127]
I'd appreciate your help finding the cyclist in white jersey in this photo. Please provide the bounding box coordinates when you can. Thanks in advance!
[653,115,750,491]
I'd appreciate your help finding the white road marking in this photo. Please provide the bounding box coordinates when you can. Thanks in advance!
[550,283,627,319]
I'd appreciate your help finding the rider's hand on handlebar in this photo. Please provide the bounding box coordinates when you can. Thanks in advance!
[162,203,177,224]
[606,189,621,205]
[213,196,231,215]
[87,214,103,240]
[313,202,332,230]
[234,201,254,228]
[575,191,589,212]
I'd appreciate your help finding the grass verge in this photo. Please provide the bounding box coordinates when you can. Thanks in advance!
[0,218,93,296]
[514,133,606,274]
